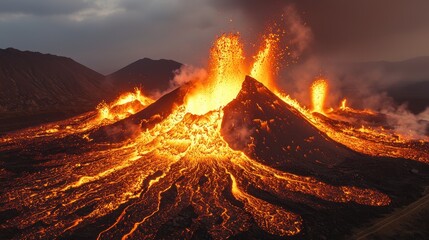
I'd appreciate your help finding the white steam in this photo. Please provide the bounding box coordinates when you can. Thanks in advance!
[170,65,208,89]
[382,106,429,139]
[152,65,208,98]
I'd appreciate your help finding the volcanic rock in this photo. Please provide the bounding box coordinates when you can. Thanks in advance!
[222,76,356,176]
[106,58,182,96]
[0,48,113,132]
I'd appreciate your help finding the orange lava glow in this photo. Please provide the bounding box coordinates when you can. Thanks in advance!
[0,88,153,145]
[250,33,280,89]
[340,98,348,111]
[0,104,391,239]
[311,79,328,114]
[97,87,154,121]
[1,30,428,240]
[185,33,246,115]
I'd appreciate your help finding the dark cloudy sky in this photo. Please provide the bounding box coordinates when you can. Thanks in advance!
[1,0,429,74]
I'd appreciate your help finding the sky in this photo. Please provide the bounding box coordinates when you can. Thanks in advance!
[1,0,429,74]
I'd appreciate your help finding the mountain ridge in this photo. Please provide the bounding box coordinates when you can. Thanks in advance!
[106,57,182,96]
[0,48,182,132]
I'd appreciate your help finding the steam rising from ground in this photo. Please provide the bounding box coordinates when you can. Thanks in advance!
[382,106,429,139]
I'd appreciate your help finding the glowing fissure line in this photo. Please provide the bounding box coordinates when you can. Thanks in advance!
[62,148,139,191]
[225,168,302,236]
[232,157,390,206]
[96,172,166,240]
[121,185,171,240]
[62,218,83,234]
[98,164,172,240]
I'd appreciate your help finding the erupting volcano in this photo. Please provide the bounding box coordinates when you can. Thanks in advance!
[1,32,429,240]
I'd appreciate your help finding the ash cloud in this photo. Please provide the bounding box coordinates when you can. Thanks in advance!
[0,0,91,16]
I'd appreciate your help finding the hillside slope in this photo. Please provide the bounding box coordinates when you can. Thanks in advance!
[0,48,113,131]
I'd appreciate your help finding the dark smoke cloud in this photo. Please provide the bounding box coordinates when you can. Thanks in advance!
[0,0,91,16]
[1,0,429,73]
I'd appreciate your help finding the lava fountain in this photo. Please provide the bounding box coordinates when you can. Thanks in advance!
[185,33,246,115]
[311,79,328,114]
[250,33,279,90]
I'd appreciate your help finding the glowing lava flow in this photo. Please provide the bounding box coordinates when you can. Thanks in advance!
[0,88,153,148]
[97,88,153,121]
[0,33,394,240]
[0,105,391,239]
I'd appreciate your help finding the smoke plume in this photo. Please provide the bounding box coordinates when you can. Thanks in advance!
[152,65,208,98]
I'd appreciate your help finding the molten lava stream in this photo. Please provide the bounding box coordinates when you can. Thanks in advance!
[272,82,429,162]
[0,88,154,149]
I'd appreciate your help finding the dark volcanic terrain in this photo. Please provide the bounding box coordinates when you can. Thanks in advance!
[0,48,112,132]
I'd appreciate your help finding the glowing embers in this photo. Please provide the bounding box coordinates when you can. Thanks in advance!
[184,31,284,116]
[311,79,328,114]
[97,87,154,121]
[185,34,246,115]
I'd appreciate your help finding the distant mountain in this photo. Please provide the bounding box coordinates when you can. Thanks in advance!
[0,48,183,133]
[106,58,182,96]
[0,48,113,131]
[370,57,429,113]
